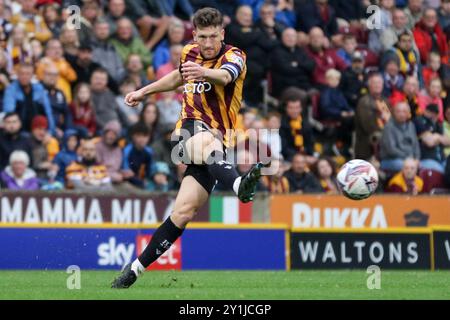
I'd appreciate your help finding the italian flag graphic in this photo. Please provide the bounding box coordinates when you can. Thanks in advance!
[209,196,252,224]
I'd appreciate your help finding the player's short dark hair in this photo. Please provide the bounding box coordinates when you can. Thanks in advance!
[193,7,223,29]
[129,122,151,137]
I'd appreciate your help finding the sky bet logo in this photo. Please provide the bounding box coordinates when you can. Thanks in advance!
[97,237,134,267]
[96,236,182,269]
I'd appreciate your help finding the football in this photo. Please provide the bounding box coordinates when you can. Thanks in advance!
[337,159,379,200]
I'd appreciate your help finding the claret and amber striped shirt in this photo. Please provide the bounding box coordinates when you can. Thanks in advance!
[176,42,247,146]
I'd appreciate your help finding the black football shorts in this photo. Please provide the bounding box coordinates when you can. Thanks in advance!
[171,119,217,194]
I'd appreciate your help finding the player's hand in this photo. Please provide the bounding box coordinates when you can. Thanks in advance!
[124,89,146,107]
[181,61,206,81]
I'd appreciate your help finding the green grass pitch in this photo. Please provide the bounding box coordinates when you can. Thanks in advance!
[0,270,449,300]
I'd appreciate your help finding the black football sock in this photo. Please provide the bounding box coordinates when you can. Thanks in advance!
[137,216,184,268]
[206,150,240,192]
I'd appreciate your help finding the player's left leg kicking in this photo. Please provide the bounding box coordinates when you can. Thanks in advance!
[111,175,208,288]
[111,122,262,288]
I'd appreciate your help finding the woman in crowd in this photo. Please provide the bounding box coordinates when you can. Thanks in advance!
[137,100,161,144]
[0,151,39,190]
[69,83,96,137]
[312,157,340,194]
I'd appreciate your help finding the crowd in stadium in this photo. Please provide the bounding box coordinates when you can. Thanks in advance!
[0,0,450,195]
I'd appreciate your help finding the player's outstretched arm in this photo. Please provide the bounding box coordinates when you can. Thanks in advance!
[181,61,232,86]
[124,69,183,107]
[203,68,232,86]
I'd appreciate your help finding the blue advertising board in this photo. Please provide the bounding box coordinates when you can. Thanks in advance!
[0,225,287,271]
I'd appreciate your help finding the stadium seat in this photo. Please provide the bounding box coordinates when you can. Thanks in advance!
[419,169,445,193]
[430,188,450,195]
[356,45,379,68]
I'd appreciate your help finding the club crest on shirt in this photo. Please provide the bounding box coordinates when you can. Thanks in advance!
[228,52,245,69]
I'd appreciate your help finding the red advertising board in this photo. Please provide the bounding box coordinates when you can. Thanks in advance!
[136,235,182,270]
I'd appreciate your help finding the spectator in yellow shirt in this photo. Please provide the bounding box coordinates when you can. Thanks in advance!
[386,158,424,195]
[65,139,112,191]
[36,39,77,102]
[10,0,52,43]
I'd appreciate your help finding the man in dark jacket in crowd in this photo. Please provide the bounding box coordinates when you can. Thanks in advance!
[414,103,447,173]
[283,153,323,193]
[225,5,276,106]
[270,28,315,98]
[41,64,72,139]
[329,0,367,23]
[68,44,118,94]
[255,3,287,45]
[354,73,391,160]
[340,51,367,109]
[296,0,340,41]
[0,112,33,171]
